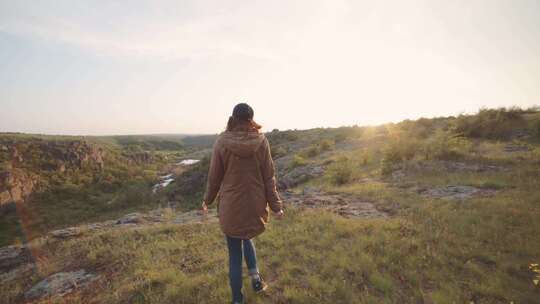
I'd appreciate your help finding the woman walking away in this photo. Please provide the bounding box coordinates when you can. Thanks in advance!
[202,103,284,304]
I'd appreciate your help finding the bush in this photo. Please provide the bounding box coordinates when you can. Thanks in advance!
[331,126,363,143]
[380,148,402,176]
[452,107,527,139]
[300,145,320,158]
[285,132,299,141]
[319,139,334,152]
[534,119,540,140]
[289,155,306,168]
[326,156,353,185]
[422,131,471,161]
[334,133,347,143]
[271,146,288,159]
[359,149,370,166]
[395,117,444,139]
[380,139,421,175]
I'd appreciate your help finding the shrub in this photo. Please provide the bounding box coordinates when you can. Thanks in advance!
[318,139,334,152]
[422,131,471,161]
[326,156,353,185]
[534,119,540,140]
[285,132,299,141]
[289,155,306,168]
[451,107,527,139]
[380,139,420,175]
[271,146,288,159]
[359,149,370,166]
[380,148,402,176]
[300,145,320,158]
[334,133,347,143]
[332,126,363,142]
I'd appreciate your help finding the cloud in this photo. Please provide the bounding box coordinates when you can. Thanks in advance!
[0,0,333,62]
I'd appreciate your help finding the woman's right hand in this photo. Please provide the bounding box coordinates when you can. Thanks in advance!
[201,201,208,215]
[274,209,284,220]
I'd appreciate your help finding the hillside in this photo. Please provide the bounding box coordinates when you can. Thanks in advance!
[1,107,540,303]
[0,134,194,246]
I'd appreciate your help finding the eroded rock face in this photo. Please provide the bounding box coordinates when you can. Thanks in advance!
[0,140,106,205]
[37,141,105,171]
[126,151,154,165]
[0,169,39,205]
[24,270,99,300]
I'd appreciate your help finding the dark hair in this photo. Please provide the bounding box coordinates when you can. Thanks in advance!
[226,103,262,132]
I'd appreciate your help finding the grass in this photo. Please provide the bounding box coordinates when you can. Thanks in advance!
[0,180,165,246]
[3,174,540,304]
[2,108,540,303]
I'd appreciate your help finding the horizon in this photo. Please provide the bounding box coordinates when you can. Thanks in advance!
[2,0,540,135]
[0,104,537,137]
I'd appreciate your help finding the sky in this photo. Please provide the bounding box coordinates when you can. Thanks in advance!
[1,0,539,135]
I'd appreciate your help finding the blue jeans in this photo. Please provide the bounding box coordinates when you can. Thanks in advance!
[225,235,259,303]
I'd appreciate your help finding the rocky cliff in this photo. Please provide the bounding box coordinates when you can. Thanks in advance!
[0,169,39,206]
[0,139,106,205]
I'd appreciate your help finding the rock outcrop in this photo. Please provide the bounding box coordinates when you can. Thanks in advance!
[0,169,39,205]
[277,164,326,190]
[125,151,154,165]
[419,185,497,200]
[281,187,389,219]
[167,169,206,202]
[24,270,99,300]
[0,245,35,283]
[0,139,106,205]
[40,140,105,170]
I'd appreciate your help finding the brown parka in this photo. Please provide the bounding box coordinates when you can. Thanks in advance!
[203,124,283,240]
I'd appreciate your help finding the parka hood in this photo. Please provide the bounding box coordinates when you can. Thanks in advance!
[219,130,266,158]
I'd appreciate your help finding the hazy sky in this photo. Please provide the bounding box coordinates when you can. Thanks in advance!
[1,0,539,135]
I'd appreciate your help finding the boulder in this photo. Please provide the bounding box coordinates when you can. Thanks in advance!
[24,270,99,299]
[116,213,145,225]
[115,212,166,225]
[0,263,35,283]
[277,164,325,190]
[0,245,32,274]
[86,220,116,231]
[49,227,82,239]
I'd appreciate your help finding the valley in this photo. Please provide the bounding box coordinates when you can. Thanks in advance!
[1,107,540,303]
